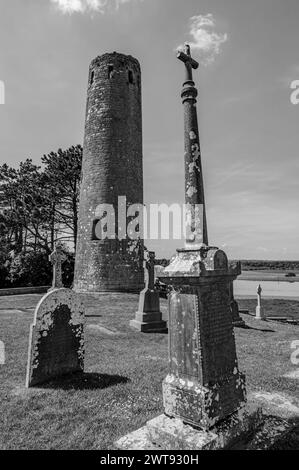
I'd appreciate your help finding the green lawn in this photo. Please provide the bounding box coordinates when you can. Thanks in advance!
[0,294,298,450]
[238,298,299,320]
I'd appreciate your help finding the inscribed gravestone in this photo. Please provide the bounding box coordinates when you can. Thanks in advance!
[26,288,85,387]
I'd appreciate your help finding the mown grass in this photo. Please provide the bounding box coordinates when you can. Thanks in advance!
[238,298,299,320]
[0,294,298,450]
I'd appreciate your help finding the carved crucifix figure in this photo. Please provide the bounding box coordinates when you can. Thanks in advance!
[177,44,208,248]
[49,242,66,290]
[145,251,156,290]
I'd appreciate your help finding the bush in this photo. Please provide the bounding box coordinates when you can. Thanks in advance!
[7,251,52,287]
[1,249,75,289]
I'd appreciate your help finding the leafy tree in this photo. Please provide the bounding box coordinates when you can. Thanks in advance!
[7,251,52,287]
[42,145,82,250]
[0,145,83,287]
[0,159,50,253]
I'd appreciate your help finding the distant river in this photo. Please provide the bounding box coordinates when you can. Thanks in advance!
[235,280,299,299]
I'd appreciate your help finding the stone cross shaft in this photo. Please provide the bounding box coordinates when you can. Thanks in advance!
[257,284,262,307]
[177,44,208,248]
[255,284,265,320]
[49,243,66,290]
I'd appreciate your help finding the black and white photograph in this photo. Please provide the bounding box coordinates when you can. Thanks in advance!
[0,0,298,455]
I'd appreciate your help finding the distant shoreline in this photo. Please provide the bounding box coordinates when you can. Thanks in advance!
[239,270,299,283]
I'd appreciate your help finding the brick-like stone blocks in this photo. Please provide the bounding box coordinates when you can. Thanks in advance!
[74,52,144,293]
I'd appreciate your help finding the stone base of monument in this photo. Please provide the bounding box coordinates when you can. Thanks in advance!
[115,404,263,451]
[130,288,168,333]
[130,317,168,333]
[255,307,266,320]
[162,373,246,430]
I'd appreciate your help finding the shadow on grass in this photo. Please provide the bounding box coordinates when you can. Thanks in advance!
[268,415,299,450]
[241,324,275,333]
[147,329,168,335]
[39,372,130,391]
[231,415,299,450]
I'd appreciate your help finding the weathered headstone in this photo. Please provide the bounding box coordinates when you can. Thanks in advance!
[130,251,167,333]
[116,44,262,451]
[255,284,265,320]
[48,242,66,291]
[156,250,248,432]
[26,289,85,388]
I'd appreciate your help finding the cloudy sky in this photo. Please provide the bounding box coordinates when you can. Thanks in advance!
[0,0,298,259]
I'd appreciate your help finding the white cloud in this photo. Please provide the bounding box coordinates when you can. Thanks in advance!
[50,0,140,15]
[178,14,228,65]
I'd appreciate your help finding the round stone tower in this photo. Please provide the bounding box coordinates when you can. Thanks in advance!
[74,52,144,293]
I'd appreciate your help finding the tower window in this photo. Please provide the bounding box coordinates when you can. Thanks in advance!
[108,65,114,79]
[128,70,134,84]
[90,71,95,85]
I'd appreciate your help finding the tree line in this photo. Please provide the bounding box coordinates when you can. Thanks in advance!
[240,260,299,271]
[0,145,82,287]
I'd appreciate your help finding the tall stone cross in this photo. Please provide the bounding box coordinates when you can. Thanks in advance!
[257,284,262,303]
[256,284,265,320]
[155,44,246,435]
[116,46,260,450]
[177,43,199,82]
[177,44,208,248]
[49,243,66,290]
[130,249,167,333]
